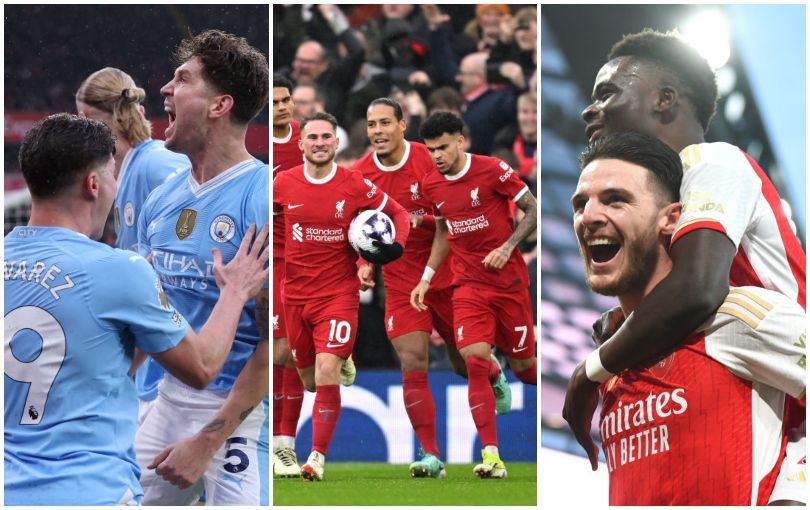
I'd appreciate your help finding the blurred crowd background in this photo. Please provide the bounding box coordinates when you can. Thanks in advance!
[273,4,538,370]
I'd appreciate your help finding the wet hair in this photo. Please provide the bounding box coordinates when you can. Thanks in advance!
[76,67,151,145]
[175,29,269,124]
[368,97,403,121]
[419,111,465,140]
[579,132,682,204]
[608,29,718,132]
[19,113,115,198]
[273,75,294,94]
[300,111,338,133]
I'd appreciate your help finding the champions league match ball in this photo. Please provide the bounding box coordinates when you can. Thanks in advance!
[348,210,396,254]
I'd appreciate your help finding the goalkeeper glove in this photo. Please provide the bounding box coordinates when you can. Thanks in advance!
[360,240,404,265]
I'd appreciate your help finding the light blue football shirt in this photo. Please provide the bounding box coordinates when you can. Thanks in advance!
[138,158,268,391]
[4,226,188,505]
[114,140,187,402]
[114,139,188,252]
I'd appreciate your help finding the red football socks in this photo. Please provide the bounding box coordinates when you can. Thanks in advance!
[312,384,341,455]
[465,355,498,447]
[514,359,537,385]
[280,366,305,437]
[272,364,283,436]
[402,371,440,457]
[488,358,501,384]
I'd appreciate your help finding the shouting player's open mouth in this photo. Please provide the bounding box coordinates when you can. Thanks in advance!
[164,104,176,138]
[586,236,621,268]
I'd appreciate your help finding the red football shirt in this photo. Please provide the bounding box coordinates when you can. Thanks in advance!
[353,141,452,292]
[600,287,806,505]
[421,153,530,291]
[272,120,303,261]
[272,120,303,177]
[273,162,408,303]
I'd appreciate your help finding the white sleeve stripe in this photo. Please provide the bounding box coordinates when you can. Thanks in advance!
[512,186,530,203]
[375,194,389,212]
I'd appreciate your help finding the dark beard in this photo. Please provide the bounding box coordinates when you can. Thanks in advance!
[586,227,660,297]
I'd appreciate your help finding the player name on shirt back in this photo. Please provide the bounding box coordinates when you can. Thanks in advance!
[4,260,76,300]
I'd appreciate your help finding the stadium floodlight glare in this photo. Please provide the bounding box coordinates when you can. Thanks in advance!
[716,66,737,97]
[723,91,746,124]
[681,9,731,69]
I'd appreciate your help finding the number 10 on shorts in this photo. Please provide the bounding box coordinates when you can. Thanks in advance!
[326,319,351,348]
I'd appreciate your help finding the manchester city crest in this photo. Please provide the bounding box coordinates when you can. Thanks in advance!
[210,214,236,243]
[124,202,135,226]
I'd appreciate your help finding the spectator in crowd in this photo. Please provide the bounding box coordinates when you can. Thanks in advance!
[493,90,537,179]
[291,84,349,155]
[463,4,511,52]
[456,51,517,155]
[487,7,537,90]
[287,5,365,126]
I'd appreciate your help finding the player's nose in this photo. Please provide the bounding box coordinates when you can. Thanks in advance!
[160,80,173,97]
[579,198,606,225]
[581,102,600,124]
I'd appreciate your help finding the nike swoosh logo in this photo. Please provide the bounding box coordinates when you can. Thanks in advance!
[436,201,445,209]
[405,400,423,409]
[287,395,304,400]
[288,204,304,209]
[273,165,281,172]
[470,403,484,411]
[318,408,335,414]
[512,346,528,353]
[325,343,344,349]
[274,395,284,400]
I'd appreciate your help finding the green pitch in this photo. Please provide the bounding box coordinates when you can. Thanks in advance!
[273,462,537,506]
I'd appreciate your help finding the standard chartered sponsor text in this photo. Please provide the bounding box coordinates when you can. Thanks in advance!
[449,214,489,234]
[306,226,345,242]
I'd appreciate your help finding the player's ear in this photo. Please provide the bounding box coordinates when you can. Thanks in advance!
[82,170,101,200]
[659,201,681,235]
[655,86,678,122]
[209,94,234,120]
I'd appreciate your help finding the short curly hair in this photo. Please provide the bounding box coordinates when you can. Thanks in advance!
[175,29,269,124]
[608,29,718,132]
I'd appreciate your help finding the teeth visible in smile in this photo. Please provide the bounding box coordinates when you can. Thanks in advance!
[587,238,616,246]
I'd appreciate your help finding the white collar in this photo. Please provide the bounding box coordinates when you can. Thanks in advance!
[443,152,472,181]
[304,161,338,184]
[372,141,411,172]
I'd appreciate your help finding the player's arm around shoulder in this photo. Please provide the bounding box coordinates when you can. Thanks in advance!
[151,224,270,389]
[703,286,806,399]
